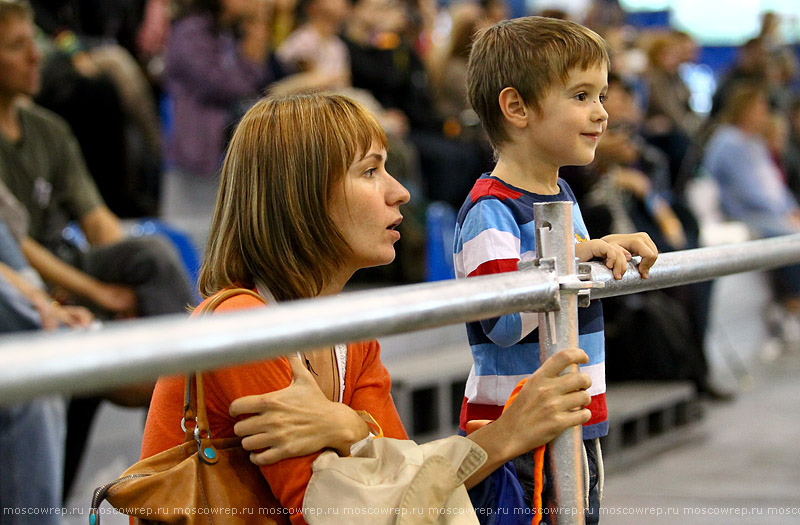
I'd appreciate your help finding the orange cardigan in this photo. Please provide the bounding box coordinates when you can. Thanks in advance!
[140,292,408,524]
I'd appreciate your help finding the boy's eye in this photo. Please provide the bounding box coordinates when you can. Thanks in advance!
[575,93,587,102]
[599,94,607,104]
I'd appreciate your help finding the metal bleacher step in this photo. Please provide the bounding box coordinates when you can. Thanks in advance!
[602,381,705,472]
[381,327,706,456]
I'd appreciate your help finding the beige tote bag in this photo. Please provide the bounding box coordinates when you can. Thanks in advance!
[303,435,486,525]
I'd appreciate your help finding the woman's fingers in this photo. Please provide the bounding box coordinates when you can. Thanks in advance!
[229,393,270,419]
[537,347,589,378]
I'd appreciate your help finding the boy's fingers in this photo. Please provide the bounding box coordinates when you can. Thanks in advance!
[638,252,657,278]
[636,241,658,278]
[610,247,627,279]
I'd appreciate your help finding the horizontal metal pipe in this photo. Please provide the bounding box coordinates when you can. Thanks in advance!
[0,270,559,403]
[588,234,800,299]
[2,233,800,403]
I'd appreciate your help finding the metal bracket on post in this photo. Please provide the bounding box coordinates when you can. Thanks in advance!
[532,201,602,524]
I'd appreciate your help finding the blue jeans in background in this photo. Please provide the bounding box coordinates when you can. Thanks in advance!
[0,275,66,523]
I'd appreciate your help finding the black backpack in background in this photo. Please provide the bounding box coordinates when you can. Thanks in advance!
[604,290,702,382]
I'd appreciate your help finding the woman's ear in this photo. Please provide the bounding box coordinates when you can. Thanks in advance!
[498,87,529,130]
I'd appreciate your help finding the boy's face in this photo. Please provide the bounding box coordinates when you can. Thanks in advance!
[0,15,40,100]
[524,64,608,171]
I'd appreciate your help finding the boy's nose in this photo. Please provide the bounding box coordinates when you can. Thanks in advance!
[593,102,608,122]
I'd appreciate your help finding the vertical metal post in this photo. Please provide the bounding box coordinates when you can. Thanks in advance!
[534,201,584,524]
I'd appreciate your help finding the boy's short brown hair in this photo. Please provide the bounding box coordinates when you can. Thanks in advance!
[467,16,610,149]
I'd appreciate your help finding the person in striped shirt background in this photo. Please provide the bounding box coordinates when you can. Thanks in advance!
[455,16,658,524]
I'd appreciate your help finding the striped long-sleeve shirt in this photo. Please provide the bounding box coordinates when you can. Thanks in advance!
[454,174,608,439]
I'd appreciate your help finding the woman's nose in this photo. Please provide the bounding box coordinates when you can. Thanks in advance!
[387,174,411,206]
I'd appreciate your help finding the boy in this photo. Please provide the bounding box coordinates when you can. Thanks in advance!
[454,16,658,523]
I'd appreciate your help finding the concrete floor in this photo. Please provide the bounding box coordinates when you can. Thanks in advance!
[601,350,800,524]
[64,272,800,524]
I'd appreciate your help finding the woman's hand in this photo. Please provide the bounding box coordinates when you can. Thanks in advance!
[230,355,369,465]
[464,348,592,488]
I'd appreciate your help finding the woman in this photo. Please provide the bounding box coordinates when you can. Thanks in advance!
[642,31,703,185]
[141,92,592,524]
[703,82,800,315]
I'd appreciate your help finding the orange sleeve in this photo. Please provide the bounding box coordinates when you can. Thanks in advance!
[346,340,408,440]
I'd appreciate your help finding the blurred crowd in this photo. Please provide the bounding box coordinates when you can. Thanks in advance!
[2,0,800,519]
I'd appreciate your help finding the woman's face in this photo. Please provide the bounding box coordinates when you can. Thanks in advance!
[329,140,410,273]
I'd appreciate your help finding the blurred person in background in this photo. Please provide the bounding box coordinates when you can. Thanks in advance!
[703,82,800,349]
[0,161,93,522]
[161,0,283,248]
[710,37,770,118]
[30,0,164,217]
[602,22,648,108]
[784,97,800,202]
[0,0,196,501]
[343,0,490,208]
[642,31,704,187]
[429,2,488,149]
[276,0,428,283]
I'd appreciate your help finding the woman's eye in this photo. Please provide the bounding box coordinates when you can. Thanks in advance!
[364,168,376,178]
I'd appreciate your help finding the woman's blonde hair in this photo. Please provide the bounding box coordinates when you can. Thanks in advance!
[467,16,609,150]
[198,92,387,301]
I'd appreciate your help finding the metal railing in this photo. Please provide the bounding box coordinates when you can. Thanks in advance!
[2,203,800,523]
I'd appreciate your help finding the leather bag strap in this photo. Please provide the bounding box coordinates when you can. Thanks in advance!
[183,288,267,452]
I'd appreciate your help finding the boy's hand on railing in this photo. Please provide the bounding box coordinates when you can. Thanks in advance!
[229,355,369,465]
[601,232,658,278]
[575,239,632,280]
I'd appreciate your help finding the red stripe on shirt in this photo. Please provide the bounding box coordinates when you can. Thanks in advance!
[470,178,523,202]
[586,393,607,426]
[459,397,504,431]
[468,258,519,278]
[460,392,608,431]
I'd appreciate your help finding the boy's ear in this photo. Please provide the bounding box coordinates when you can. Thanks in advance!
[498,87,529,130]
